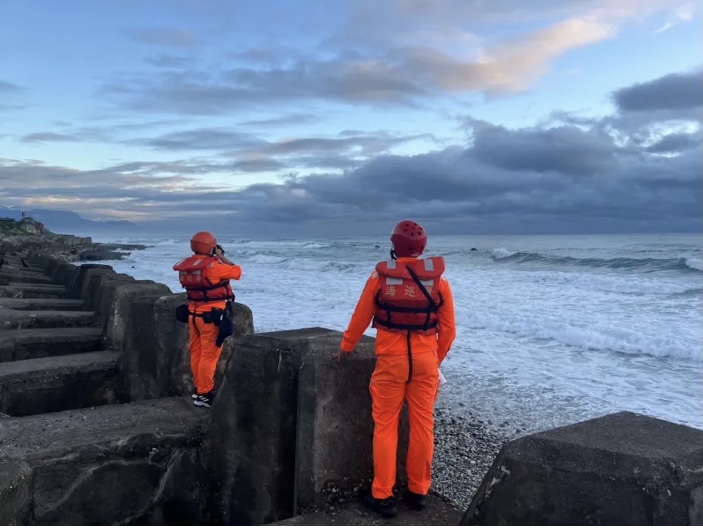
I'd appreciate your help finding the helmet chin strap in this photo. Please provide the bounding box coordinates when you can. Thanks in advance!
[390,248,397,260]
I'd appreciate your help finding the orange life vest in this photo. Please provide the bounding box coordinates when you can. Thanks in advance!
[372,257,445,335]
[172,255,234,303]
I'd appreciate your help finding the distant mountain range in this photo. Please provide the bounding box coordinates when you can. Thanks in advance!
[0,206,137,237]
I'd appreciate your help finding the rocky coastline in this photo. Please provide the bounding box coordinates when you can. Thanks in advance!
[0,233,148,264]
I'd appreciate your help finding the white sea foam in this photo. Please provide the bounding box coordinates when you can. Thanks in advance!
[686,257,703,271]
[91,233,703,431]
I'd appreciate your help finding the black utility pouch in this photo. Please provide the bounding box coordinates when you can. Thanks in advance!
[175,304,190,324]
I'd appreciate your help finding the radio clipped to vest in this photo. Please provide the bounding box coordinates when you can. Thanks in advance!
[372,256,445,335]
[172,255,234,303]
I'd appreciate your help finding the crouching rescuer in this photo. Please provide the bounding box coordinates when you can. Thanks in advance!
[173,231,242,408]
[337,219,456,518]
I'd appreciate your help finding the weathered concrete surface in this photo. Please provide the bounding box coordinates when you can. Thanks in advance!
[89,274,136,327]
[160,294,255,397]
[0,297,85,312]
[0,270,53,285]
[117,294,172,402]
[0,351,120,416]
[461,411,703,526]
[0,398,208,525]
[201,328,388,525]
[153,294,188,395]
[0,327,103,362]
[203,328,356,526]
[292,331,410,510]
[0,283,67,299]
[104,282,171,350]
[295,333,378,508]
[79,267,118,310]
[0,461,32,525]
[0,262,44,275]
[51,262,78,287]
[0,309,96,329]
[270,493,463,526]
[67,264,113,299]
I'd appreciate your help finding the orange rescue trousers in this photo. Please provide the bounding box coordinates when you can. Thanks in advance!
[188,316,223,395]
[369,350,439,500]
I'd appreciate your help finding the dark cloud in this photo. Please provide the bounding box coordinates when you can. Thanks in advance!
[21,132,79,143]
[466,120,618,175]
[131,27,197,48]
[122,128,432,174]
[219,132,433,158]
[3,69,702,236]
[645,132,702,154]
[613,69,703,112]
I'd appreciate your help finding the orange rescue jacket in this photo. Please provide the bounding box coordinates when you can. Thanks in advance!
[173,255,234,303]
[373,257,445,335]
[340,256,457,362]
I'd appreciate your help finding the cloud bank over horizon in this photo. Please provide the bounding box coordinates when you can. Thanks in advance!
[1,0,701,237]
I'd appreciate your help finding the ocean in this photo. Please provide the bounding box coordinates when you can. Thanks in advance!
[92,232,703,435]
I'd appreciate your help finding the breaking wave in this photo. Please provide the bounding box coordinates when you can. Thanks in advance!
[492,248,703,273]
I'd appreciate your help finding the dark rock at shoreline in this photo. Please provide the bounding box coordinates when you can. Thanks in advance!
[78,250,129,261]
[97,243,148,252]
[1,232,151,265]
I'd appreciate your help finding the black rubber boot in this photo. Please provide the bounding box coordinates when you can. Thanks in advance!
[404,489,427,510]
[362,493,398,518]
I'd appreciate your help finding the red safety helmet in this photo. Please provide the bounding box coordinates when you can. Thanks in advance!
[190,231,217,255]
[390,219,427,258]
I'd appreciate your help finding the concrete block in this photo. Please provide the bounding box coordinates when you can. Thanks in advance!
[80,267,118,311]
[154,293,189,395]
[0,327,103,362]
[52,262,78,287]
[67,264,113,299]
[91,274,135,326]
[0,297,84,312]
[42,257,63,278]
[0,309,96,329]
[104,282,171,350]
[0,461,32,525]
[203,328,349,525]
[118,294,168,401]
[0,283,66,299]
[0,270,53,285]
[294,333,378,508]
[461,411,703,526]
[203,329,326,525]
[0,351,119,416]
[0,398,208,525]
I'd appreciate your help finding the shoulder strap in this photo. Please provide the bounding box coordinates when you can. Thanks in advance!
[405,265,438,311]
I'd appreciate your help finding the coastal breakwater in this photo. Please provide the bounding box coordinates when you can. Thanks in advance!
[1,237,702,526]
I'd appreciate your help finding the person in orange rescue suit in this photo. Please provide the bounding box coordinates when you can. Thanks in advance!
[173,231,241,408]
[337,219,456,518]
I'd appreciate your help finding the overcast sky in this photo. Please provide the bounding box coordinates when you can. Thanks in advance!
[1,0,701,237]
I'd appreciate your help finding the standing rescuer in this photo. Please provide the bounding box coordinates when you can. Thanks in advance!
[337,219,456,518]
[173,231,242,408]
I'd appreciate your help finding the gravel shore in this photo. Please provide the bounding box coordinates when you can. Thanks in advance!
[431,407,510,509]
[304,406,513,517]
